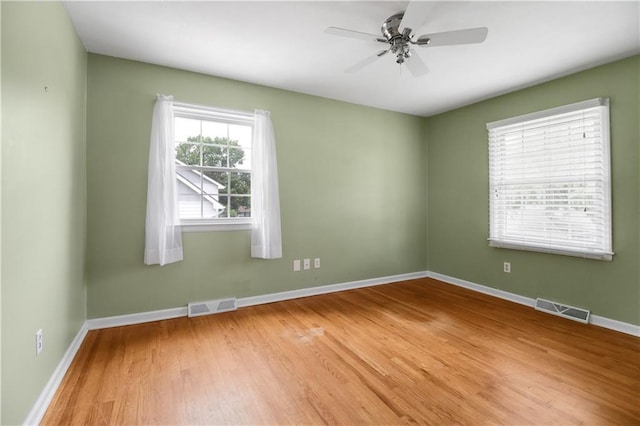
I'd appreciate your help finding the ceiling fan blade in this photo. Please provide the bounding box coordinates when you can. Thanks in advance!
[404,52,429,78]
[344,51,386,74]
[325,27,386,43]
[416,27,488,47]
[399,1,433,34]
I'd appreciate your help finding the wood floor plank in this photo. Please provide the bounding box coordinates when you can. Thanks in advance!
[42,278,640,425]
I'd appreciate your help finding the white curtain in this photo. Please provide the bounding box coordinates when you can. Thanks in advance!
[251,110,282,259]
[144,94,183,266]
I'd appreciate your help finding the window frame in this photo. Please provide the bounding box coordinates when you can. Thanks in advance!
[173,102,254,232]
[486,97,613,260]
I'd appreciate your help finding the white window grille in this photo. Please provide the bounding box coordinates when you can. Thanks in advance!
[487,97,612,260]
[173,102,253,229]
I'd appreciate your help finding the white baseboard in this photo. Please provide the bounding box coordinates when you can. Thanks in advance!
[590,314,640,337]
[87,307,187,330]
[23,321,88,426]
[427,271,640,337]
[238,271,429,308]
[427,271,536,307]
[87,271,429,330]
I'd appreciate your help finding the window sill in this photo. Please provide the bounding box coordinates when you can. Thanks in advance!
[181,221,252,232]
[489,240,613,261]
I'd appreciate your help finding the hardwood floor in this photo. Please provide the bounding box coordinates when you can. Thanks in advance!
[42,278,640,425]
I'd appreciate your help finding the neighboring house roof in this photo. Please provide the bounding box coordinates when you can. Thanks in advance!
[176,160,225,212]
[176,160,225,190]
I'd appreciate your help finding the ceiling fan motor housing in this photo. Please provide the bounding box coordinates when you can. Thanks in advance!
[382,13,413,63]
[381,13,405,41]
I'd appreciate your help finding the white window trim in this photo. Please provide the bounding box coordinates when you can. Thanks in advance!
[487,97,613,261]
[486,98,608,130]
[173,102,255,125]
[174,101,254,232]
[181,220,252,232]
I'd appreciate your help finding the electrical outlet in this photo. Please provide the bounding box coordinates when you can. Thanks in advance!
[504,262,511,273]
[36,329,43,355]
[314,258,320,269]
[303,258,311,270]
[293,259,301,272]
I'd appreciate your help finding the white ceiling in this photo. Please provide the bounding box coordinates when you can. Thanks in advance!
[64,1,640,117]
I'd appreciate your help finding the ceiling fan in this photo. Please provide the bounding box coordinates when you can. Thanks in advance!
[325,2,488,77]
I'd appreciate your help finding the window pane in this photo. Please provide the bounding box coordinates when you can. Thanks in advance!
[176,168,204,194]
[218,195,229,218]
[202,145,226,168]
[229,124,252,151]
[202,120,228,140]
[195,171,221,197]
[175,143,201,166]
[175,117,201,143]
[230,172,251,194]
[202,192,224,219]
[229,147,249,169]
[205,171,228,190]
[202,136,229,148]
[177,194,204,219]
[241,149,252,169]
[230,196,251,217]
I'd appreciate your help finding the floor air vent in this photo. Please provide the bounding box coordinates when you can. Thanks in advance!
[188,297,237,318]
[535,298,590,324]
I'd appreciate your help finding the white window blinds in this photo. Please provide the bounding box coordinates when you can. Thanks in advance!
[487,98,612,260]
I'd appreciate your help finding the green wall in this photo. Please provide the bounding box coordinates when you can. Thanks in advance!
[1,2,87,424]
[427,56,640,325]
[86,54,428,318]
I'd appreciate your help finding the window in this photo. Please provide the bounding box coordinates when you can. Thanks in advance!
[173,103,253,229]
[487,98,612,260]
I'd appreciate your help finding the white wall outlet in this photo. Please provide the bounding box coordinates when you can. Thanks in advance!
[504,262,511,273]
[293,259,301,272]
[303,258,311,270]
[36,329,43,355]
[314,258,320,269]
